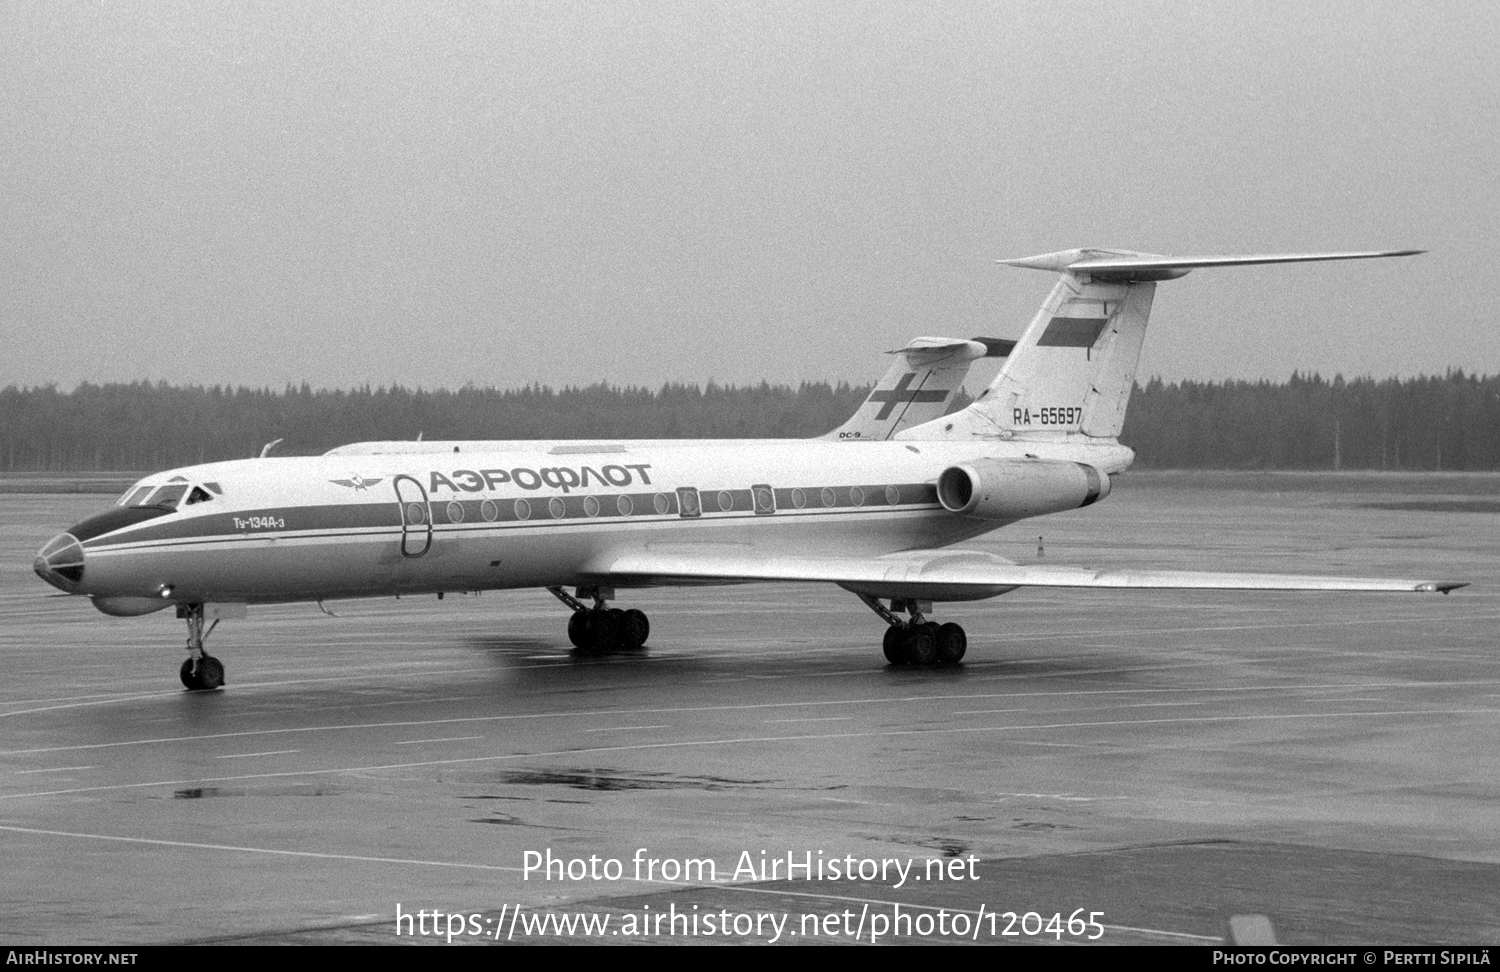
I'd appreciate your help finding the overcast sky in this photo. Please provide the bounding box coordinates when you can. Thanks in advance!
[3,1,1496,393]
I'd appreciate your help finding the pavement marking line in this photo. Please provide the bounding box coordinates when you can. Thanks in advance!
[215,750,301,759]
[979,790,1104,801]
[393,736,484,745]
[0,824,523,872]
[583,725,670,733]
[761,716,856,723]
[1101,923,1222,943]
[12,766,99,774]
[200,692,491,720]
[1,688,185,708]
[952,708,1030,715]
[6,706,1498,801]
[10,679,1498,757]
[1005,740,1093,749]
[0,691,189,718]
[986,612,1500,645]
[0,668,513,718]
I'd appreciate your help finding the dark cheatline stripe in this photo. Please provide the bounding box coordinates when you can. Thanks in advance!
[67,506,174,543]
[712,488,753,513]
[773,483,936,511]
[83,481,946,548]
[81,503,397,547]
[1037,316,1108,348]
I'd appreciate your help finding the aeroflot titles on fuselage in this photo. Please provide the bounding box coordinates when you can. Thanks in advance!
[408,464,655,495]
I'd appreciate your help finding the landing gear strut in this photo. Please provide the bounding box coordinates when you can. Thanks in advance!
[548,587,650,654]
[177,604,225,690]
[859,595,966,667]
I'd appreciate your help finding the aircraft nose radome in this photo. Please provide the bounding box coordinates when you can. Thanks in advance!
[34,533,85,591]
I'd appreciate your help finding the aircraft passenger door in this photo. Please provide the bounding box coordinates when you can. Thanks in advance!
[393,475,432,557]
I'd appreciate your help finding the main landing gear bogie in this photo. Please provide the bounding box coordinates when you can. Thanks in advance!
[864,596,967,668]
[551,587,650,655]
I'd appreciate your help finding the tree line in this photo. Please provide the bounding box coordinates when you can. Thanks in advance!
[0,381,870,471]
[1123,371,1500,470]
[2,371,1497,471]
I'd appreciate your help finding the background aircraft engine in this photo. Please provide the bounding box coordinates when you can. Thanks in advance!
[936,459,1110,522]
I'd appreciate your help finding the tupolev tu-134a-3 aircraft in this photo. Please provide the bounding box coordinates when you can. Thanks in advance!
[34,248,1465,690]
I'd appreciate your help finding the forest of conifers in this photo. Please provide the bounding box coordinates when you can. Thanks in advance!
[2,371,1497,472]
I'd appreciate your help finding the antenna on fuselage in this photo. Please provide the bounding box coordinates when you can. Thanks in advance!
[258,438,283,458]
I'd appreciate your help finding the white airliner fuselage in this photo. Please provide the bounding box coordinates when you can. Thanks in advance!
[34,248,1462,689]
[41,437,1126,608]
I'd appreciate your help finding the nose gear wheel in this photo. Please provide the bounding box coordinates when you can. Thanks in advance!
[180,655,225,690]
[177,604,226,690]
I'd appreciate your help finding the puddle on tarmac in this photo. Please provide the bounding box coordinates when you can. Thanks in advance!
[468,813,529,826]
[485,768,777,792]
[883,836,972,858]
[172,784,339,799]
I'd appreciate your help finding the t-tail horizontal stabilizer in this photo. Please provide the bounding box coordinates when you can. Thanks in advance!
[998,248,1425,281]
[901,248,1422,442]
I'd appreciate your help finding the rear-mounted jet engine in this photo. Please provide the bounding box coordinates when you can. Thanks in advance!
[936,459,1109,522]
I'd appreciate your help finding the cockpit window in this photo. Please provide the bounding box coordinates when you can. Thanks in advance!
[204,482,222,495]
[119,485,153,507]
[144,483,189,509]
[185,486,214,505]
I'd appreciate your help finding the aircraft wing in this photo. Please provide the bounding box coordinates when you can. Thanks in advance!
[585,546,1464,600]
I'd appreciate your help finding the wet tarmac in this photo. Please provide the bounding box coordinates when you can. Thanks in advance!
[2,473,1498,945]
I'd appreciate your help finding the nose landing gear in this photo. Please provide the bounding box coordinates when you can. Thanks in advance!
[177,604,225,690]
[860,594,966,667]
[549,586,650,654]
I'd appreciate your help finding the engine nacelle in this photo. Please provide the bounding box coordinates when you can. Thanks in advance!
[936,459,1110,522]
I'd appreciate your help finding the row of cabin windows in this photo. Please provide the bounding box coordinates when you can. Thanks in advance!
[403,483,917,526]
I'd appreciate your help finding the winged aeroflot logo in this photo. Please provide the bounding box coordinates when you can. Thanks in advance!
[329,475,384,491]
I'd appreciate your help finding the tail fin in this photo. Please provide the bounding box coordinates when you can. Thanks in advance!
[823,336,1012,441]
[902,247,1422,442]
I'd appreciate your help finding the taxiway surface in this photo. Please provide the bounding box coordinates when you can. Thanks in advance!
[2,474,1497,945]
